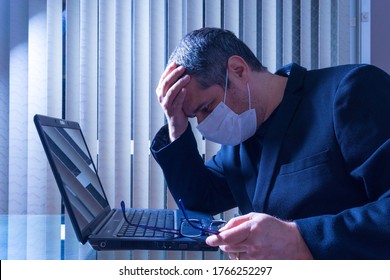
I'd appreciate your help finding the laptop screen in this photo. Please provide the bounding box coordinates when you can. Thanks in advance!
[35,115,110,242]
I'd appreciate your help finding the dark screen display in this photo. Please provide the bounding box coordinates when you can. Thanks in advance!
[42,125,109,230]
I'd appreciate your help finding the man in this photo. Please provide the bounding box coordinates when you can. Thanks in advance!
[150,28,390,259]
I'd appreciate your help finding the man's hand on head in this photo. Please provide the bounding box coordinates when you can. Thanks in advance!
[156,62,191,142]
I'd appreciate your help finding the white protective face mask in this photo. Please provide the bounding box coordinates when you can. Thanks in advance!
[196,69,257,145]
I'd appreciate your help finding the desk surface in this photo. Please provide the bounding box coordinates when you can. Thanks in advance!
[1,215,212,260]
[0,214,95,260]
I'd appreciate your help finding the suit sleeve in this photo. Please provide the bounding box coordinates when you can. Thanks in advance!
[295,65,390,259]
[150,123,236,214]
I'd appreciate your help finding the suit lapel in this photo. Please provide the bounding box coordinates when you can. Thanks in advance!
[252,64,307,212]
[221,145,255,214]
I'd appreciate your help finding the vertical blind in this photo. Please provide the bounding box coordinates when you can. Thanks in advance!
[0,0,358,260]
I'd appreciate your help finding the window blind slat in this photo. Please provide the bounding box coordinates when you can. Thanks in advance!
[27,0,48,216]
[98,0,116,207]
[79,0,98,162]
[262,0,278,72]
[115,0,132,208]
[150,0,166,209]
[319,1,332,67]
[8,0,29,215]
[133,0,150,210]
[337,0,352,65]
[243,0,258,54]
[300,0,312,69]
[205,0,222,27]
[283,0,293,65]
[186,0,203,31]
[168,0,184,57]
[0,0,10,215]
[7,217,27,259]
[47,0,63,118]
[224,0,240,35]
[65,0,81,121]
[46,0,63,214]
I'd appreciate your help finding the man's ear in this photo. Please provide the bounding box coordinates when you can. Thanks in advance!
[227,55,249,83]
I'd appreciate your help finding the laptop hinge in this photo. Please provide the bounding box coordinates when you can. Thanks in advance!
[91,209,116,235]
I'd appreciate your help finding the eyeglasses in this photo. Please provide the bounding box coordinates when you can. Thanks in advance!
[177,199,226,237]
[120,199,226,238]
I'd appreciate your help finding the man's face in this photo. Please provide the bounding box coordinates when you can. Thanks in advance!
[182,76,250,125]
[181,77,224,124]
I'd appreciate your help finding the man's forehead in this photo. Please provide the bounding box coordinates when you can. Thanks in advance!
[181,78,207,115]
[182,87,197,117]
[182,77,201,101]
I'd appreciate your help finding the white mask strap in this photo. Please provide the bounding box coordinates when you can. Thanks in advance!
[225,69,252,110]
[223,68,228,103]
[247,82,251,109]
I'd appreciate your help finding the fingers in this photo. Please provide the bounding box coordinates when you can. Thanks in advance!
[157,61,178,90]
[206,214,254,247]
[161,75,190,113]
[228,252,250,260]
[206,213,260,260]
[219,212,255,231]
[156,62,189,104]
[228,252,240,260]
[207,213,311,260]
[156,62,191,117]
[206,222,249,246]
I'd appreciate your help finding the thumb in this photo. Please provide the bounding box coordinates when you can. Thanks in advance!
[219,212,255,231]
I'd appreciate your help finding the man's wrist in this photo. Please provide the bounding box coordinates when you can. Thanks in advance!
[168,122,188,142]
[288,222,314,260]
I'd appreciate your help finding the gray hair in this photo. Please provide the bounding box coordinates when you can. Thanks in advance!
[169,27,266,89]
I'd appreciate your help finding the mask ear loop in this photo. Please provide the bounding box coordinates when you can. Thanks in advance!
[223,68,228,103]
[247,82,252,109]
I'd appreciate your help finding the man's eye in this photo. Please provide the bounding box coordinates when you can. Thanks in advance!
[202,104,211,112]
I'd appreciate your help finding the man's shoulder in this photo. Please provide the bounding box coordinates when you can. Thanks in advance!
[276,63,378,83]
[308,63,388,77]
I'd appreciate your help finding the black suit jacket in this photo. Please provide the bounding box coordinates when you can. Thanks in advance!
[151,63,390,259]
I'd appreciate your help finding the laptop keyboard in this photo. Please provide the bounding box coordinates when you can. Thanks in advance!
[117,209,175,238]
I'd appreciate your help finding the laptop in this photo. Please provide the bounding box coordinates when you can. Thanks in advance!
[34,114,218,251]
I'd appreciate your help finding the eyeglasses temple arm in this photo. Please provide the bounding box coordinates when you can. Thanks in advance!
[120,201,131,224]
